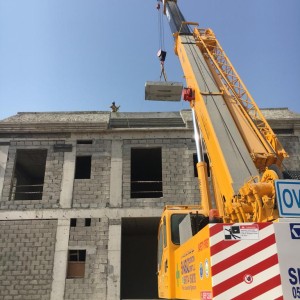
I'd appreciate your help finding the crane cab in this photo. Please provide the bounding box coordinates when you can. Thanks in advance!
[157,205,206,299]
[158,205,300,300]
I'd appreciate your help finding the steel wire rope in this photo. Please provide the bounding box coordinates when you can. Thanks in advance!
[157,6,165,50]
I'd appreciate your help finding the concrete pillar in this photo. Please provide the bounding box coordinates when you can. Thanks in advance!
[50,219,70,300]
[60,144,76,208]
[107,224,121,300]
[109,140,123,207]
[0,145,9,200]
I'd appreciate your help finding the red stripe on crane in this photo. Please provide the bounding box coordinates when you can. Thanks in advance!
[211,234,276,275]
[210,222,273,255]
[209,223,224,237]
[231,274,282,300]
[210,239,239,256]
[212,254,279,296]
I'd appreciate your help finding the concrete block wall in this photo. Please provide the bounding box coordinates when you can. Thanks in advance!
[72,140,111,208]
[122,138,199,208]
[0,219,57,300]
[64,217,109,300]
[163,138,200,205]
[0,111,299,300]
[278,135,300,170]
[0,140,64,210]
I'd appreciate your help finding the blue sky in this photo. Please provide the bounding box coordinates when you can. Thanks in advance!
[0,0,299,120]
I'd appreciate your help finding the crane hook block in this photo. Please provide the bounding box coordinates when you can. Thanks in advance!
[157,49,167,62]
[183,88,195,101]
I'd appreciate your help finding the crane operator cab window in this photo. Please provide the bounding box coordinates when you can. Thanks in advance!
[171,214,187,245]
[171,213,209,245]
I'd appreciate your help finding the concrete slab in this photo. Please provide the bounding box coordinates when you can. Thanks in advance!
[145,81,183,101]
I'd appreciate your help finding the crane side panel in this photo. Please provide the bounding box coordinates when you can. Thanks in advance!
[209,223,283,299]
[174,225,212,299]
[274,222,300,299]
[173,223,297,299]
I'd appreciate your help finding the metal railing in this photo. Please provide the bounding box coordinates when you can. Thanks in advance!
[131,180,163,198]
[11,184,44,200]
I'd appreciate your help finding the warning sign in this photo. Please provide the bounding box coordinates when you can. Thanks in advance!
[224,224,259,240]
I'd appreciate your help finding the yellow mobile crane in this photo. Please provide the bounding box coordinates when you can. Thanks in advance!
[146,1,300,299]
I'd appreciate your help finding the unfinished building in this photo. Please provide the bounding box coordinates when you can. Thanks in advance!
[0,108,299,300]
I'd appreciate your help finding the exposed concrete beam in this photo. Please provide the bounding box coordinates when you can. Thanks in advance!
[0,207,163,220]
[109,140,123,207]
[107,224,121,300]
[50,219,70,300]
[59,143,76,208]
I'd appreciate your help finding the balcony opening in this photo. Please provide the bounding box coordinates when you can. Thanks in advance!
[11,149,47,200]
[75,156,91,179]
[131,148,162,198]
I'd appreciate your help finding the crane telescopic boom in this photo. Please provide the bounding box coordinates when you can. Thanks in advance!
[153,1,300,299]
[163,0,288,223]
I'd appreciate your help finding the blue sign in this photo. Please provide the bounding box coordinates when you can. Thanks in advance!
[275,180,300,217]
[199,262,203,280]
[290,223,300,239]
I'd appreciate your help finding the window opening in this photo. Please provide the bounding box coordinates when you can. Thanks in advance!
[67,250,86,278]
[11,149,47,200]
[75,156,91,179]
[70,218,77,227]
[131,148,162,198]
[77,140,93,144]
[193,153,210,177]
[273,128,294,135]
[85,218,91,227]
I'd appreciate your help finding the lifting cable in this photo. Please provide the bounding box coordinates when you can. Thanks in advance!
[156,1,167,81]
[157,1,165,50]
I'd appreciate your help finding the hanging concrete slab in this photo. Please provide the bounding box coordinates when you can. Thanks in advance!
[145,81,183,101]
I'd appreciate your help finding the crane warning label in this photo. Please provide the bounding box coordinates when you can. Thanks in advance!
[223,224,259,240]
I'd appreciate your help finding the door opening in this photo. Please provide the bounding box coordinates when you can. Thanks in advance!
[121,217,160,299]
